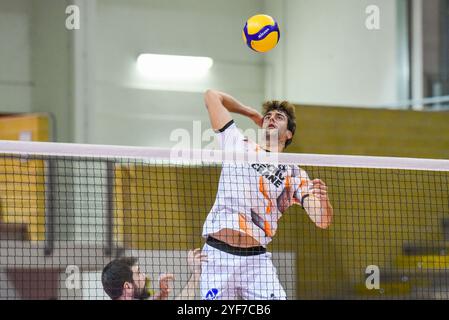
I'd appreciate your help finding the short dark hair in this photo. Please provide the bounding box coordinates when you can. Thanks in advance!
[102,257,137,300]
[262,100,297,148]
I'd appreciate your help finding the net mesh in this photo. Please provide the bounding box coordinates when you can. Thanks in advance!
[0,143,448,300]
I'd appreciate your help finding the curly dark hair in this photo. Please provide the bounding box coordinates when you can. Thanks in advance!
[102,257,137,300]
[262,100,296,148]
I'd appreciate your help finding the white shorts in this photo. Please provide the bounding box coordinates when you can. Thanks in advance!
[200,243,287,300]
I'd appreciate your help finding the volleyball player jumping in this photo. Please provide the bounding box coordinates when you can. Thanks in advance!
[200,89,333,300]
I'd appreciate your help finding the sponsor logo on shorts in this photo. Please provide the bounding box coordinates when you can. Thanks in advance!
[205,288,219,300]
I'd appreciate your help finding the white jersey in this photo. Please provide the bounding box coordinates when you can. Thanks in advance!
[202,120,310,247]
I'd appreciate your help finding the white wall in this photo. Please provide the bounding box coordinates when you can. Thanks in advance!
[30,0,73,142]
[0,0,32,113]
[0,0,73,142]
[92,0,266,147]
[265,0,404,107]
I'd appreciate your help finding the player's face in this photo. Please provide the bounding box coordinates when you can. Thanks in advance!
[131,265,150,300]
[262,110,292,147]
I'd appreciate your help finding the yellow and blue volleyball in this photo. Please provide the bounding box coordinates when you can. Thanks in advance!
[242,14,280,53]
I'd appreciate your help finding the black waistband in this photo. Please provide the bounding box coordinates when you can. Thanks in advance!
[206,236,266,256]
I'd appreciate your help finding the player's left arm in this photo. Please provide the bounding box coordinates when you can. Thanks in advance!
[174,248,208,300]
[301,179,333,229]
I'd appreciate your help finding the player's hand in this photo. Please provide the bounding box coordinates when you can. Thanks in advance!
[187,248,208,276]
[307,179,331,210]
[309,179,328,199]
[157,273,175,300]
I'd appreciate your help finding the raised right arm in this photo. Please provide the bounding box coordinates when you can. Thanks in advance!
[204,89,263,131]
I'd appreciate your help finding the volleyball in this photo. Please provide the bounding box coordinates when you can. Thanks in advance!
[242,14,280,53]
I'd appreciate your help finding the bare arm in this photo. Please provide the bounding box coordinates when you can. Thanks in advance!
[174,273,200,300]
[302,179,333,229]
[174,248,208,300]
[204,89,263,131]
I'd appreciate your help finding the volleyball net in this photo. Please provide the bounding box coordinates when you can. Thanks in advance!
[0,140,448,300]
